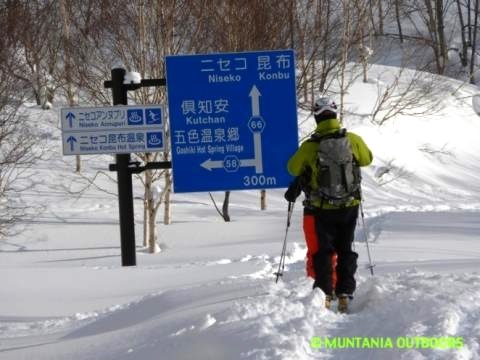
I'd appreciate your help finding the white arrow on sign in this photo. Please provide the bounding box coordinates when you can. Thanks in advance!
[200,159,224,171]
[249,85,261,117]
[200,85,264,173]
[252,131,263,173]
[200,157,259,171]
[248,84,264,173]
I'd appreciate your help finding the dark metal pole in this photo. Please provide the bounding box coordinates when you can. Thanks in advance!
[111,67,136,266]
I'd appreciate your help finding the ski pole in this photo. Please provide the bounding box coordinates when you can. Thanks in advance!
[275,201,294,283]
[360,200,375,276]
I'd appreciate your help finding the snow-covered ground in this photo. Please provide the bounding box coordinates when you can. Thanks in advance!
[1,66,480,359]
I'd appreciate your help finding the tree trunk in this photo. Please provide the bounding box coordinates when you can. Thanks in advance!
[339,0,351,122]
[163,170,172,225]
[362,57,369,83]
[75,155,81,173]
[143,188,148,248]
[424,0,441,73]
[368,0,377,34]
[144,167,154,252]
[435,0,448,74]
[468,0,473,45]
[457,0,469,67]
[395,0,404,43]
[378,0,384,35]
[470,0,479,83]
[60,0,81,173]
[289,0,295,48]
[222,191,231,222]
[147,182,159,254]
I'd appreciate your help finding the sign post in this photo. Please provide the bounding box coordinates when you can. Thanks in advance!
[102,69,171,266]
[165,49,298,193]
[61,68,170,266]
[111,67,136,267]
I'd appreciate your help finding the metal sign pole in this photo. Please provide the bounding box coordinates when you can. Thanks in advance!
[110,67,137,267]
[99,68,170,266]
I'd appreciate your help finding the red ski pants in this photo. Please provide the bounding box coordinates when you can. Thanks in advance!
[303,206,359,296]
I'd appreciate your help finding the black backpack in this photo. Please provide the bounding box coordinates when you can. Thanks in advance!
[308,129,361,206]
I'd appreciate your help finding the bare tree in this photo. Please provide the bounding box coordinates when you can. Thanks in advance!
[404,0,449,74]
[455,0,480,79]
[89,0,211,252]
[65,0,119,106]
[327,0,372,119]
[44,0,208,252]
[394,0,405,43]
[202,0,292,217]
[6,1,61,108]
[371,0,385,35]
[457,0,470,67]
[58,0,82,172]
[293,0,368,113]
[339,0,353,119]
[0,40,42,236]
[470,0,480,83]
[354,0,375,83]
[294,0,344,106]
[370,66,445,125]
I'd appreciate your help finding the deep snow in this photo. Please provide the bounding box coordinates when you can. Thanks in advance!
[1,65,480,359]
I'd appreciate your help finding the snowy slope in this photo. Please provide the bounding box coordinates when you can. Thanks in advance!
[1,66,480,360]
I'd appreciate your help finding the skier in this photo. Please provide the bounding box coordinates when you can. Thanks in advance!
[285,97,373,313]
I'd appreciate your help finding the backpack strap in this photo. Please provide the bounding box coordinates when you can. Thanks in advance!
[309,128,347,143]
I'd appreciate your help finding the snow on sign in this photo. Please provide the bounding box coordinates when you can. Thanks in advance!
[166,49,298,193]
[60,105,164,155]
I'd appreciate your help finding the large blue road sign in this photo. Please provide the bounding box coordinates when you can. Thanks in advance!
[60,105,165,155]
[166,49,298,193]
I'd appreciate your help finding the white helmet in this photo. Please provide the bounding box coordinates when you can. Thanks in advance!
[313,97,337,115]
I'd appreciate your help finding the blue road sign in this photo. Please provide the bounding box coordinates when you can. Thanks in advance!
[166,49,298,193]
[60,105,164,155]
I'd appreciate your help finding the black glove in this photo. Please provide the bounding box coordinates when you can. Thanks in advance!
[284,177,302,202]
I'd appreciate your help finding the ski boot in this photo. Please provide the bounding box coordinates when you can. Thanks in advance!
[325,294,337,310]
[325,295,333,310]
[337,294,350,314]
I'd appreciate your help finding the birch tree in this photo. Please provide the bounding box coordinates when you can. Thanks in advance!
[469,0,480,83]
[0,24,41,235]
[6,1,61,108]
[204,0,291,215]
[58,0,82,172]
[370,67,445,125]
[97,0,208,252]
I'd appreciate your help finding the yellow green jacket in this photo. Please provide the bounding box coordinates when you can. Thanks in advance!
[287,118,373,209]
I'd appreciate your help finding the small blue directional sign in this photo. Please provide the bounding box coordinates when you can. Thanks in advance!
[166,49,298,193]
[146,132,164,148]
[146,108,162,125]
[60,105,164,155]
[127,109,144,125]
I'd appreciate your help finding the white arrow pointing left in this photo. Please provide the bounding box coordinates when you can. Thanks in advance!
[200,158,224,171]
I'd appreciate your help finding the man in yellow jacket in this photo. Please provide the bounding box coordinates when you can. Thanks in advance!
[286,97,372,312]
